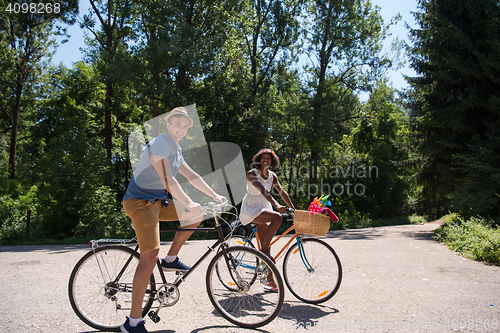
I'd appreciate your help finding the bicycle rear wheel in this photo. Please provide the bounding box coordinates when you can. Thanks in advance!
[68,245,155,332]
[206,246,284,328]
[225,234,255,248]
[283,238,342,304]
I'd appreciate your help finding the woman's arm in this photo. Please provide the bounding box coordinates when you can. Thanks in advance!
[272,173,295,210]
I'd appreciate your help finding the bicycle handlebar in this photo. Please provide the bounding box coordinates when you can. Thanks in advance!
[200,199,229,215]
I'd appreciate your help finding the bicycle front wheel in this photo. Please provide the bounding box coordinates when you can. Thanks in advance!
[216,236,257,291]
[283,238,342,304]
[68,245,155,332]
[206,246,284,328]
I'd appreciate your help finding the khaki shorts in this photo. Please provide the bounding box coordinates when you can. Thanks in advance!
[123,199,185,251]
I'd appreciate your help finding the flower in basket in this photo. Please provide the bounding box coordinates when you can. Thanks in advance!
[308,194,339,222]
[308,194,331,214]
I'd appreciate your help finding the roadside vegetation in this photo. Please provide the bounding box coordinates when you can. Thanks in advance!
[434,215,500,266]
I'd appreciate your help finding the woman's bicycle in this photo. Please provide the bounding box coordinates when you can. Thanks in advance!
[68,201,284,331]
[223,209,342,304]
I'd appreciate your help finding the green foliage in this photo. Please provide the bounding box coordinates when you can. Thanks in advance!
[4,0,497,246]
[24,63,128,239]
[407,0,500,219]
[434,216,500,265]
[334,205,426,230]
[0,184,38,243]
[0,0,79,179]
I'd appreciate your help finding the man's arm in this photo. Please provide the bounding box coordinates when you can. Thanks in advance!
[178,162,226,203]
[150,156,202,214]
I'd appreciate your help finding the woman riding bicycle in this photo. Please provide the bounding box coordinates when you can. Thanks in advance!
[239,148,295,291]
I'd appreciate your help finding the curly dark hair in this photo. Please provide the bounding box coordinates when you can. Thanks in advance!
[252,148,280,170]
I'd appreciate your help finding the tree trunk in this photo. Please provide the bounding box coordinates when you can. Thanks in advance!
[104,78,113,186]
[9,68,25,180]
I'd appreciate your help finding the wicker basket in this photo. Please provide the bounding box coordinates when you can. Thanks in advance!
[294,210,330,236]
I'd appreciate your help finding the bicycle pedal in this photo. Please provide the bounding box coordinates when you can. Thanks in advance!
[148,311,161,323]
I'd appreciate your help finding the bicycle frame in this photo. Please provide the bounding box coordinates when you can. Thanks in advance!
[244,223,298,261]
[88,207,242,321]
[238,219,316,273]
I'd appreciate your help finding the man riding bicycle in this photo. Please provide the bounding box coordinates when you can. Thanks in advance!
[121,107,226,333]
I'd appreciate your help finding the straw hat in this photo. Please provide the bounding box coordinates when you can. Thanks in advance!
[164,107,194,128]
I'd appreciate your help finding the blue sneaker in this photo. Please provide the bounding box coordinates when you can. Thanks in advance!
[121,317,148,333]
[161,257,191,271]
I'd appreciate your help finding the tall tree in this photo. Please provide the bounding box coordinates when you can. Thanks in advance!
[407,0,500,218]
[304,0,393,187]
[81,0,135,184]
[31,63,125,237]
[241,0,303,96]
[353,80,412,218]
[0,0,78,179]
[131,0,236,133]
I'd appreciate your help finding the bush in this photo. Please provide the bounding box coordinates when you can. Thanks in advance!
[334,206,426,230]
[0,185,38,244]
[434,216,500,265]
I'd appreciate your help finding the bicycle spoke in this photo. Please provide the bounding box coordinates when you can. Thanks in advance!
[283,238,342,304]
[207,246,284,328]
[69,246,155,331]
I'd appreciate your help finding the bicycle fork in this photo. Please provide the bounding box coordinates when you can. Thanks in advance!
[296,237,314,273]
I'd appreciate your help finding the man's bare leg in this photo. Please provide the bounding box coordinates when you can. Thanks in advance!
[130,248,159,319]
[167,211,202,256]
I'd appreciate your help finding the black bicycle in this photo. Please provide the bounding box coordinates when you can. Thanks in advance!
[68,201,284,331]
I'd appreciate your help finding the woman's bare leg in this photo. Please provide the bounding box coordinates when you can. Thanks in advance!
[252,210,282,290]
[252,210,282,254]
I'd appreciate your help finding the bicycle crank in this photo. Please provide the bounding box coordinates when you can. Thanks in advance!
[157,283,180,307]
[256,263,269,283]
[148,283,180,323]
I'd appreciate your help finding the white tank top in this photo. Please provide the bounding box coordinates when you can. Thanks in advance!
[246,169,275,196]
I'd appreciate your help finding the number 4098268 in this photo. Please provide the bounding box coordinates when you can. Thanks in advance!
[5,2,61,14]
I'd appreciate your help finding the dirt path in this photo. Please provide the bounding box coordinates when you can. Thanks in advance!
[0,222,498,333]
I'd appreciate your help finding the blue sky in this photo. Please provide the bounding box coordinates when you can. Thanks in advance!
[52,0,418,93]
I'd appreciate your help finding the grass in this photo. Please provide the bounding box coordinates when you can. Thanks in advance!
[434,215,500,266]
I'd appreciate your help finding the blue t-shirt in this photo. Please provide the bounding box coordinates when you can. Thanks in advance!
[123,133,185,202]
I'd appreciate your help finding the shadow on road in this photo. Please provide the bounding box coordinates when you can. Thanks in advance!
[0,243,89,253]
[402,230,437,241]
[279,300,339,321]
[323,228,384,241]
[190,325,268,333]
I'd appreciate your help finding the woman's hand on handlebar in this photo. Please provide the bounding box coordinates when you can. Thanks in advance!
[277,205,287,214]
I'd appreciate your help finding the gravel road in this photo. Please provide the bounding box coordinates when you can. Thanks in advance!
[0,221,498,333]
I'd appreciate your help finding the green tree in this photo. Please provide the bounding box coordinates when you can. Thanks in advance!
[303,0,395,189]
[81,0,136,183]
[0,0,78,179]
[241,0,303,96]
[407,0,500,218]
[30,63,127,238]
[130,0,236,128]
[352,81,413,218]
